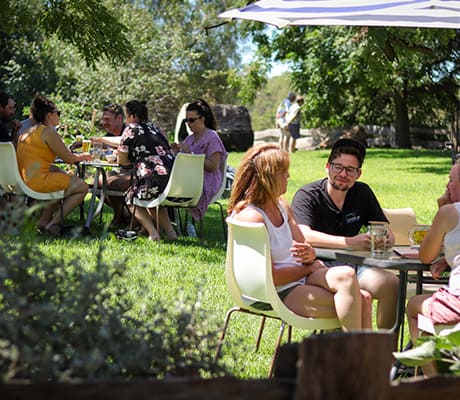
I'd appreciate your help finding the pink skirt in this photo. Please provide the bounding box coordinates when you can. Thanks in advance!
[429,287,460,325]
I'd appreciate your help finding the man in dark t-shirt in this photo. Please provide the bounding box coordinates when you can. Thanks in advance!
[291,138,398,330]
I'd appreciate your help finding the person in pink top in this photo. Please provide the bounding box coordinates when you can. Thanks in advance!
[172,99,227,237]
[405,162,460,375]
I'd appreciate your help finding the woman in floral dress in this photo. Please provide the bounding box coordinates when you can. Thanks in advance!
[118,100,176,241]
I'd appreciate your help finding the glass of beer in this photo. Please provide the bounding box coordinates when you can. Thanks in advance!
[409,225,430,247]
[82,139,91,153]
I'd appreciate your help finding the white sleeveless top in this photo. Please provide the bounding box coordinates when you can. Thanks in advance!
[249,202,305,292]
[443,202,460,295]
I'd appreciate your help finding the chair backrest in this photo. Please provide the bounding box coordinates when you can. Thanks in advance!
[209,157,227,205]
[0,142,64,200]
[226,218,271,308]
[226,218,341,329]
[162,153,205,208]
[383,207,417,246]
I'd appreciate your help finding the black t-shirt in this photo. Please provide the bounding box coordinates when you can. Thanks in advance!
[291,178,387,236]
[0,120,11,142]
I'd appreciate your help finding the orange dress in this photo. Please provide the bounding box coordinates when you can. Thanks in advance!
[17,125,71,193]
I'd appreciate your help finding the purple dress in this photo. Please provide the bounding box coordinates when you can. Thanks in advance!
[183,129,227,220]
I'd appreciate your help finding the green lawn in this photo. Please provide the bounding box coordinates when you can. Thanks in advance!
[36,147,453,378]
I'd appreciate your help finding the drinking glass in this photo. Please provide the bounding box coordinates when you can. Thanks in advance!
[82,140,91,153]
[368,221,388,257]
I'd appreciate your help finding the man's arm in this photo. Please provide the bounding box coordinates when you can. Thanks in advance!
[92,135,121,147]
[299,224,370,250]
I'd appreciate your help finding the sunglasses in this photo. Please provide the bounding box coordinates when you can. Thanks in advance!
[51,110,61,117]
[183,116,201,124]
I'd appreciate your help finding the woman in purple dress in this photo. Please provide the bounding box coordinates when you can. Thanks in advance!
[172,99,227,237]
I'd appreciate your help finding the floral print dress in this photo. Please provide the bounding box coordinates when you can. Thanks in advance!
[118,121,175,205]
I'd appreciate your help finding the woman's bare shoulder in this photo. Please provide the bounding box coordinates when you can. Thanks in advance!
[232,207,264,224]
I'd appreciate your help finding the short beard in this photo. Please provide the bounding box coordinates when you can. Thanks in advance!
[330,179,350,192]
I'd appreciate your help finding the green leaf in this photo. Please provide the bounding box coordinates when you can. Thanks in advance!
[393,340,438,366]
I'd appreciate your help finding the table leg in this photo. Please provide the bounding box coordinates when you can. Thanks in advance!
[77,163,85,221]
[84,167,101,229]
[396,270,408,351]
[93,167,107,221]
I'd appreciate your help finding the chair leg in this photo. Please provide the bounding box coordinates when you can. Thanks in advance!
[287,325,292,343]
[155,206,160,242]
[216,201,227,241]
[269,321,287,378]
[255,316,266,351]
[214,306,240,364]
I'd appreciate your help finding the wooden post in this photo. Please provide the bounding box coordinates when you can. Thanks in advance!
[294,332,394,400]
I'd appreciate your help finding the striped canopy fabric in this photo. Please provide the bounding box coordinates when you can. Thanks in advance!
[219,0,460,29]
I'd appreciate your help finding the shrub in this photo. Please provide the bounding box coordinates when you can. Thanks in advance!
[0,198,225,381]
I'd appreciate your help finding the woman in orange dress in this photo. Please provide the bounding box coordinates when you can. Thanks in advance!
[17,95,92,236]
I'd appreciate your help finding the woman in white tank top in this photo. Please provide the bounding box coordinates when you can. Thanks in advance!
[406,163,460,375]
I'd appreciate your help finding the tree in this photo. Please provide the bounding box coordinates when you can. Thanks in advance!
[50,0,245,133]
[0,0,132,110]
[246,26,460,148]
[1,0,246,133]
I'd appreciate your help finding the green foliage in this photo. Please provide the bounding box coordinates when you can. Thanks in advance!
[393,331,460,375]
[242,25,459,147]
[46,0,245,133]
[0,198,226,381]
[245,74,293,131]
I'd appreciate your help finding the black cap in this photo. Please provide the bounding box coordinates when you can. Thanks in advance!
[331,138,366,160]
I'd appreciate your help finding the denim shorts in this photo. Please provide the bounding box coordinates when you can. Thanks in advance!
[250,284,301,311]
[324,261,369,279]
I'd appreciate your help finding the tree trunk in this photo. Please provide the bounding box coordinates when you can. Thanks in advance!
[393,91,411,148]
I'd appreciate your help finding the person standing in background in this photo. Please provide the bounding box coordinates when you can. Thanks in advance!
[286,95,304,153]
[275,92,296,152]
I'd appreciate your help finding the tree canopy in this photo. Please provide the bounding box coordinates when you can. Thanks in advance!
[245,25,460,147]
[1,0,246,133]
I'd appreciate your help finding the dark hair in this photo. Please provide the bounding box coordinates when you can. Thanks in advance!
[0,91,13,108]
[328,138,366,167]
[186,99,217,131]
[102,103,125,119]
[125,100,148,122]
[30,95,56,123]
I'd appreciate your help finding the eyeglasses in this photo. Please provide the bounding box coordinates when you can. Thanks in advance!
[51,110,61,117]
[329,162,360,177]
[184,116,201,124]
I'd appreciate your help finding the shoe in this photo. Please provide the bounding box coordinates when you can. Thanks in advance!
[186,222,197,238]
[116,229,138,241]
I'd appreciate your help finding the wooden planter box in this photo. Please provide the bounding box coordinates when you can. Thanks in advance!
[1,333,459,400]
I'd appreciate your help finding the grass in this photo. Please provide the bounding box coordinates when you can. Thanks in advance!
[35,147,452,379]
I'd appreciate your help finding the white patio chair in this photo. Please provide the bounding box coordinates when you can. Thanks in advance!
[383,207,417,246]
[0,142,64,222]
[418,313,460,336]
[130,153,204,240]
[215,218,341,377]
[205,157,228,241]
[384,207,450,294]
